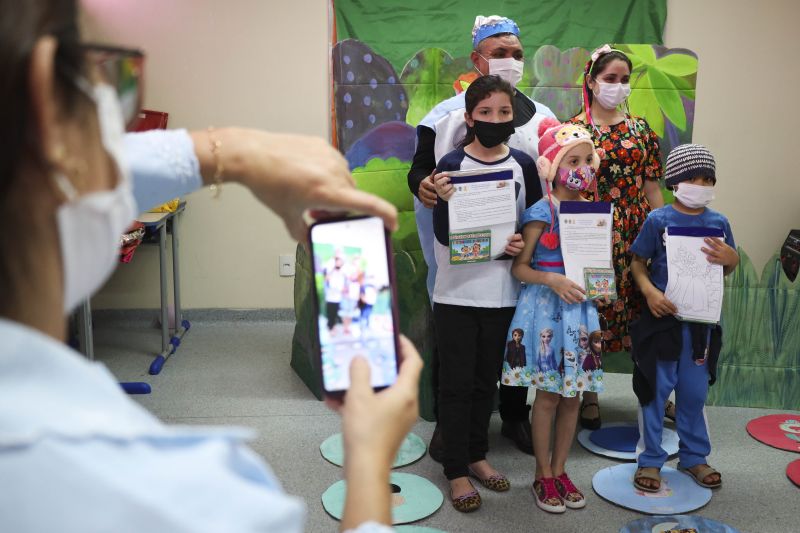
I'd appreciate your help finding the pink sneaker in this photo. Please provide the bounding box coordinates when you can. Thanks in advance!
[554,472,586,509]
[532,478,566,513]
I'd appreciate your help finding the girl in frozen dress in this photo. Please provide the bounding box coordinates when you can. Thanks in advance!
[501,118,605,514]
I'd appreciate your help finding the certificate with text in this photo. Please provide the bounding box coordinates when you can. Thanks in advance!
[447,168,516,258]
[558,201,613,291]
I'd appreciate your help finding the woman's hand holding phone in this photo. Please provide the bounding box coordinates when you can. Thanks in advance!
[328,336,423,529]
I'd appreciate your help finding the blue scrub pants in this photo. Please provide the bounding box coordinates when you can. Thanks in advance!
[636,324,711,469]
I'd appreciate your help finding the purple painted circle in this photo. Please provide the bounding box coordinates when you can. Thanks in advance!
[346,71,354,82]
[363,95,371,106]
[385,100,393,109]
[343,93,352,104]
[589,425,639,453]
[345,120,353,129]
[370,78,378,89]
[343,55,351,65]
[363,53,372,63]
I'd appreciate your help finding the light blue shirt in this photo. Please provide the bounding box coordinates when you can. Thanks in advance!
[0,130,393,533]
[124,128,204,212]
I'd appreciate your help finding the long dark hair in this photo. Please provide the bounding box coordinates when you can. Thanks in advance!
[457,74,514,148]
[583,50,632,105]
[0,0,85,314]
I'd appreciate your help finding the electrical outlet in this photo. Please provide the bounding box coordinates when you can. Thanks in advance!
[279,254,295,277]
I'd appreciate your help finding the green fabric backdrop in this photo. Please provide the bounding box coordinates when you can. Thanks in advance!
[333,0,667,72]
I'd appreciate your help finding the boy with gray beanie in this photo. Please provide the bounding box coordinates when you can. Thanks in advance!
[628,143,739,493]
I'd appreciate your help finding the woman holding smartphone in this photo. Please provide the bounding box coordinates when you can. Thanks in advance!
[0,1,419,531]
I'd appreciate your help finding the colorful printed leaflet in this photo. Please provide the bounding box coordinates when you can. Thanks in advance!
[584,267,617,300]
[449,231,491,264]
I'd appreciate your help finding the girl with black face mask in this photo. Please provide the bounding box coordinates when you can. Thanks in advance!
[428,75,542,513]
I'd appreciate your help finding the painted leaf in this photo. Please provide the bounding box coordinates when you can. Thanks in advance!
[628,87,664,138]
[654,53,698,77]
[648,68,686,131]
[623,44,657,65]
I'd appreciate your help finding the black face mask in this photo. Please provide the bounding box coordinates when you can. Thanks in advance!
[471,119,515,148]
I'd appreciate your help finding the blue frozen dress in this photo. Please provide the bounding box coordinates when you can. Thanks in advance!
[501,199,604,397]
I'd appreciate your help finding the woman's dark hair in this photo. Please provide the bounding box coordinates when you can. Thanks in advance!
[0,0,85,313]
[512,328,524,338]
[457,74,514,148]
[584,50,632,105]
[0,0,84,193]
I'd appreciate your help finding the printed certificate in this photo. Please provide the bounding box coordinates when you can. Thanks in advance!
[447,168,516,259]
[558,201,614,291]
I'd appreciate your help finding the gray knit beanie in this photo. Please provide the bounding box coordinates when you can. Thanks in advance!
[664,143,716,188]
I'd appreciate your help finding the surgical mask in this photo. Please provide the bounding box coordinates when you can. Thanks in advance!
[557,165,596,191]
[479,55,524,88]
[55,83,136,314]
[673,182,715,209]
[593,81,631,109]
[471,119,515,148]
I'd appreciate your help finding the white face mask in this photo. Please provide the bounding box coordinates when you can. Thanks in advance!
[593,81,631,109]
[479,55,524,88]
[55,83,137,314]
[674,182,715,209]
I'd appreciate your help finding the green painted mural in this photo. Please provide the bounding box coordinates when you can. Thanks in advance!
[290,2,798,417]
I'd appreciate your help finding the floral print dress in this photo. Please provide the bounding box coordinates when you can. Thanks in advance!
[568,115,663,352]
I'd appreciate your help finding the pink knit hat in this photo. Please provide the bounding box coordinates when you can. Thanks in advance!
[536,117,598,182]
[535,117,600,250]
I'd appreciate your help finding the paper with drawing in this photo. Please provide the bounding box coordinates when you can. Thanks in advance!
[665,226,724,323]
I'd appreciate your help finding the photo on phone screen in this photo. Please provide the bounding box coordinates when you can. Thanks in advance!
[310,216,399,393]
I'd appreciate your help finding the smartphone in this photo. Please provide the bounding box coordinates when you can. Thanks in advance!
[308,215,400,397]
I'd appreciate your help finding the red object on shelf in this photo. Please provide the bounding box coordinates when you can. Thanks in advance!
[132,109,169,131]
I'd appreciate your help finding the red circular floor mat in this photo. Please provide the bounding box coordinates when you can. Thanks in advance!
[746,414,800,453]
[788,459,800,488]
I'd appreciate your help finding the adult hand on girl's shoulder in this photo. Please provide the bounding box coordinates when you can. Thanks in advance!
[504,233,524,256]
[546,273,586,304]
[433,172,455,201]
[643,287,677,318]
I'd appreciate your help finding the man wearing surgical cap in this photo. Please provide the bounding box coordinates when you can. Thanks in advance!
[408,15,556,459]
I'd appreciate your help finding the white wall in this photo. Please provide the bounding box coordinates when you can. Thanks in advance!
[664,0,800,273]
[82,0,330,309]
[86,0,800,310]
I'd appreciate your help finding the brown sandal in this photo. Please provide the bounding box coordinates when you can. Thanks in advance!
[633,467,661,492]
[679,463,722,488]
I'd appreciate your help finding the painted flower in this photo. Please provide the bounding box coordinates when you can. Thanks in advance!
[609,163,621,174]
[618,122,629,134]
[602,139,614,151]
[613,232,622,244]
[596,148,606,159]
[609,187,621,199]
[631,149,643,161]
[621,139,634,149]
[576,379,585,389]
[635,176,643,188]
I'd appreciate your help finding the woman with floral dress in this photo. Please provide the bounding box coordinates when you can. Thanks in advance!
[569,45,664,428]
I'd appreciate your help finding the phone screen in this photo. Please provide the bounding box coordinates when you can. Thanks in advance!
[310,216,399,393]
